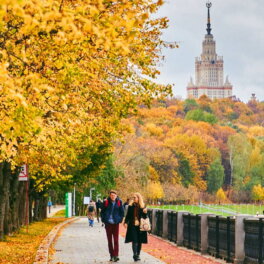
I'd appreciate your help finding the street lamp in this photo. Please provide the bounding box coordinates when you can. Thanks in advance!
[73,183,76,216]
[90,187,95,201]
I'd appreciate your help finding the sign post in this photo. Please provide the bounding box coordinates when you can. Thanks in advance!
[65,192,72,218]
[18,164,29,232]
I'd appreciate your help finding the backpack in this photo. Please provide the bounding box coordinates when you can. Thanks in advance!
[104,199,121,208]
[88,205,94,212]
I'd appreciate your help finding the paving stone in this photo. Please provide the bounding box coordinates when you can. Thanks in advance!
[50,218,165,264]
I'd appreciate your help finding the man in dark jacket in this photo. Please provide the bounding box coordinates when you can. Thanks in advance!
[101,190,124,262]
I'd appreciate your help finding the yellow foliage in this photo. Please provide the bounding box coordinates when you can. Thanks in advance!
[165,134,213,191]
[145,123,163,137]
[149,165,160,181]
[0,218,65,264]
[249,146,262,168]
[252,184,264,201]
[248,126,264,138]
[138,108,173,120]
[146,181,164,200]
[216,188,227,203]
[0,0,172,189]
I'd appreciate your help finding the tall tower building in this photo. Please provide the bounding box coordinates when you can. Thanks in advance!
[187,1,232,99]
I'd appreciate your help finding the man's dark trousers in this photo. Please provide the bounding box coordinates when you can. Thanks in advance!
[105,223,119,257]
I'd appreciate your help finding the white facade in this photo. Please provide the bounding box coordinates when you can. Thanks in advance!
[187,4,232,99]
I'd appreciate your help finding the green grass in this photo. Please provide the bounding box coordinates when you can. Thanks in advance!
[52,209,66,217]
[149,204,264,217]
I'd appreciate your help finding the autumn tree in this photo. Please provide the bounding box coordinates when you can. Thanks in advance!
[207,158,225,194]
[228,134,252,189]
[146,181,164,202]
[165,134,215,191]
[198,95,213,113]
[185,109,217,124]
[0,0,173,238]
[252,184,264,203]
[183,98,198,113]
[216,188,227,204]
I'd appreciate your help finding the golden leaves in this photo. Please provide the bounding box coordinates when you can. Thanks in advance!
[252,184,264,201]
[0,218,66,264]
[0,0,171,190]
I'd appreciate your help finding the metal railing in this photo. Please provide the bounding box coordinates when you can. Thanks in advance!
[168,211,177,242]
[147,207,264,264]
[244,217,264,264]
[183,213,201,251]
[208,215,235,262]
[155,210,163,237]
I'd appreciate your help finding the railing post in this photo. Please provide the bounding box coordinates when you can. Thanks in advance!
[234,214,250,264]
[200,213,214,254]
[162,209,169,239]
[258,218,263,264]
[216,215,219,258]
[176,211,188,246]
[195,214,199,251]
[152,209,157,234]
[188,213,191,248]
[227,216,231,263]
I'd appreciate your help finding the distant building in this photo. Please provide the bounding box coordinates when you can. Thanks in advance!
[250,93,257,101]
[187,1,233,99]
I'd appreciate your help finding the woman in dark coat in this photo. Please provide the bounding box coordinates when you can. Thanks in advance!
[124,192,148,261]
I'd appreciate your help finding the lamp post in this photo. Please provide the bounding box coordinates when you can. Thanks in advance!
[73,183,76,216]
[90,187,95,201]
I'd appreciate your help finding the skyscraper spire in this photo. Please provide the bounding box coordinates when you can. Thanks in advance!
[206,1,212,35]
[186,1,233,99]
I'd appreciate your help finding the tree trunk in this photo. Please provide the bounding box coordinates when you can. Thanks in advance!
[229,148,233,186]
[18,183,26,226]
[41,196,48,219]
[0,162,50,239]
[33,197,40,221]
[0,162,11,240]
[0,162,5,240]
[9,168,20,233]
[29,194,33,223]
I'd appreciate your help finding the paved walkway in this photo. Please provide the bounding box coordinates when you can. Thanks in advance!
[47,205,65,217]
[50,218,165,264]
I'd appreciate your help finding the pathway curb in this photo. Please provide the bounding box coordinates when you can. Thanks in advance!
[33,217,80,264]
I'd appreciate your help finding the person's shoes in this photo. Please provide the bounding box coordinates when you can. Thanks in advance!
[133,255,140,261]
[113,256,119,262]
[109,256,114,261]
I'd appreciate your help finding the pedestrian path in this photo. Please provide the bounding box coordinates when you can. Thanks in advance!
[47,205,65,217]
[50,218,165,264]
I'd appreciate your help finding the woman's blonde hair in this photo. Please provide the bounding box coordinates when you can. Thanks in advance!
[129,192,145,208]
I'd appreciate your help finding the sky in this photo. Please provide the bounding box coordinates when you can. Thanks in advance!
[154,0,264,102]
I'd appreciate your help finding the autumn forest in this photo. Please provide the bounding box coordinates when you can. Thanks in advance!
[113,96,264,204]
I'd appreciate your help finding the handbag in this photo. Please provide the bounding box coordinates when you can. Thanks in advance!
[140,217,151,231]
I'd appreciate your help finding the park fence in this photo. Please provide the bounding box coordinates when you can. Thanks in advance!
[147,209,264,264]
